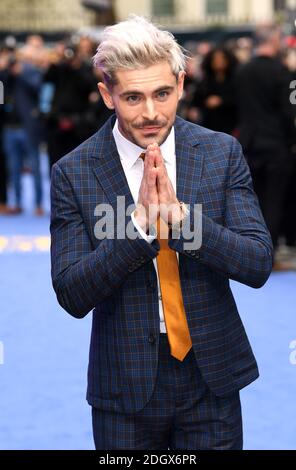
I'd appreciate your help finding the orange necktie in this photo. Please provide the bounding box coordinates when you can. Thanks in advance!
[139,152,192,361]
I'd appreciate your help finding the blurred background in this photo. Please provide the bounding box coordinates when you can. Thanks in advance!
[0,0,295,450]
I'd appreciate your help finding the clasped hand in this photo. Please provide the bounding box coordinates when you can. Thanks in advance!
[134,143,184,233]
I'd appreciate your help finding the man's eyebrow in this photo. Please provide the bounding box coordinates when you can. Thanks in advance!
[119,86,175,97]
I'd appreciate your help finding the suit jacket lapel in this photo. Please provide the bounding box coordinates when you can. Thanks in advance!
[91,116,135,211]
[174,117,203,208]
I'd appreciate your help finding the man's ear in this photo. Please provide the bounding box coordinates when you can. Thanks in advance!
[97,82,115,109]
[177,71,185,101]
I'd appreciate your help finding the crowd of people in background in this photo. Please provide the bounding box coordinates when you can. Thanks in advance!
[0,33,112,216]
[0,24,295,261]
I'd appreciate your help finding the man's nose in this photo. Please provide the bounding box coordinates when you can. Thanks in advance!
[142,99,158,121]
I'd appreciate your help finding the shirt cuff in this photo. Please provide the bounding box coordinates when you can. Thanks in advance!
[131,211,157,244]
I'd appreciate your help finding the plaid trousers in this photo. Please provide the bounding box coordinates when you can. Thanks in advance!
[92,333,243,450]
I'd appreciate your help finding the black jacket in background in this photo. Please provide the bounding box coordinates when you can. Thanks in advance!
[236,55,295,153]
[193,73,238,135]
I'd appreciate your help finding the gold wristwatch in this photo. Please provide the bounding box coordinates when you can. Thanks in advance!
[168,201,190,231]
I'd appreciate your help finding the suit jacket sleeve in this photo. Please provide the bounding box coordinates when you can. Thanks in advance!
[169,136,273,288]
[50,162,159,318]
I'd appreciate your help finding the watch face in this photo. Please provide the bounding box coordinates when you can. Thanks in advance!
[180,202,189,217]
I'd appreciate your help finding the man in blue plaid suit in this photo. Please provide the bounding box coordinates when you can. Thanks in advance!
[50,16,273,450]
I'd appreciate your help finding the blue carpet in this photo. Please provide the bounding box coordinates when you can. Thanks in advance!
[0,161,295,449]
[231,274,296,450]
[0,159,93,449]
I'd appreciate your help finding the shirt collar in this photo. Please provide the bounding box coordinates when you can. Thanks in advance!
[112,118,175,170]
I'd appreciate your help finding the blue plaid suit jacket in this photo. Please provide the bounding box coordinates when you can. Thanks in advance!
[50,115,273,413]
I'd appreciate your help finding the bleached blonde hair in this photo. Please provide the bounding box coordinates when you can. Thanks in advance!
[93,15,186,87]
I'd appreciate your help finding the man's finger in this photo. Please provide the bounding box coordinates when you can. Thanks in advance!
[156,164,168,187]
[154,148,165,169]
[144,147,158,173]
[145,151,156,169]
[147,167,157,188]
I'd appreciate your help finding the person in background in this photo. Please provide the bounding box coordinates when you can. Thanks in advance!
[178,55,201,124]
[236,24,295,267]
[191,47,238,135]
[233,37,254,65]
[0,59,8,214]
[0,40,44,215]
[43,42,105,169]
[279,46,296,255]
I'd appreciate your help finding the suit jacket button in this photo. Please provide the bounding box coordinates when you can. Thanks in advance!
[148,333,156,344]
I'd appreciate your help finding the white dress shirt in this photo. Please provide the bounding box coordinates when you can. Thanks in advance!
[112,119,177,333]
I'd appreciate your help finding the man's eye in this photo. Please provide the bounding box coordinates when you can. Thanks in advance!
[157,91,169,99]
[126,95,140,103]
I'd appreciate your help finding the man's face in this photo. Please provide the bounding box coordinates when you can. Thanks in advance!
[98,61,185,149]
